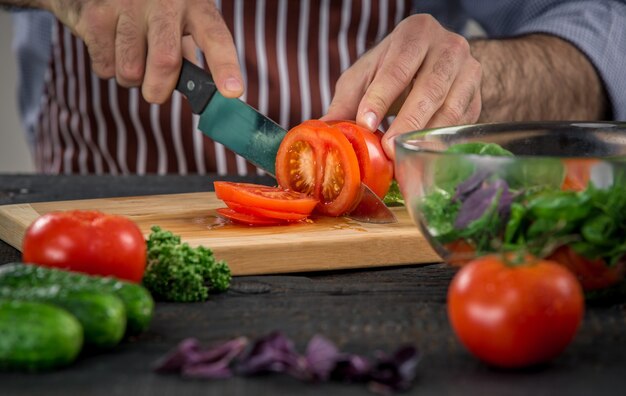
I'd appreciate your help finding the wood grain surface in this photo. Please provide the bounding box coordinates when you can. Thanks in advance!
[0,192,440,275]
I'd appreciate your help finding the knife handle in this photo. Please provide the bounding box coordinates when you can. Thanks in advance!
[176,59,218,114]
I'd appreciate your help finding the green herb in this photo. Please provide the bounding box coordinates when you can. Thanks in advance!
[142,226,231,302]
[419,189,460,244]
[434,142,514,193]
[445,142,514,157]
[505,158,565,190]
[526,190,591,222]
[503,202,526,245]
[457,187,509,253]
[421,141,626,270]
[383,179,405,207]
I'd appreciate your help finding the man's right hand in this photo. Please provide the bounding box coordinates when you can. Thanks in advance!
[42,0,243,103]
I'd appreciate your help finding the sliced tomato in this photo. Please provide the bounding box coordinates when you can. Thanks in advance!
[547,245,625,291]
[224,200,309,221]
[216,208,287,226]
[214,182,318,214]
[275,120,362,216]
[327,120,394,198]
[444,239,477,266]
[561,159,597,191]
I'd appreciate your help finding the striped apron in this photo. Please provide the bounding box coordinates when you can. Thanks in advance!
[34,0,411,175]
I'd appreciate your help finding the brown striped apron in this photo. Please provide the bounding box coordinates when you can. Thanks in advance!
[34,0,411,175]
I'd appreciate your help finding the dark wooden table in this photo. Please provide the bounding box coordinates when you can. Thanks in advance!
[1,174,625,396]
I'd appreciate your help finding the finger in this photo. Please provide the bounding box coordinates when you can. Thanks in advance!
[424,58,482,128]
[354,16,434,131]
[142,2,184,104]
[464,91,483,125]
[387,83,413,116]
[115,9,146,87]
[381,35,469,158]
[321,47,381,122]
[78,6,117,79]
[186,1,243,98]
[320,71,365,122]
[182,36,199,65]
[381,67,481,161]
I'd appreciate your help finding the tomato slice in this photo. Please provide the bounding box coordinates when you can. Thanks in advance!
[275,120,362,216]
[214,182,318,214]
[547,245,625,291]
[561,159,597,191]
[443,239,477,266]
[216,208,288,226]
[327,120,394,198]
[223,201,309,221]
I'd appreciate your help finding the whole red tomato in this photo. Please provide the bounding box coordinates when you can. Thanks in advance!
[22,210,147,283]
[447,254,584,368]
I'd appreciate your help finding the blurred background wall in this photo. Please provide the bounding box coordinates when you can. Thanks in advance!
[0,12,35,173]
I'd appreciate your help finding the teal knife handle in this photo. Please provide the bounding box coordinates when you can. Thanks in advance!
[176,59,218,114]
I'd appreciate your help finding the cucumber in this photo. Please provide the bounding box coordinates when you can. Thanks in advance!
[0,300,83,371]
[0,263,154,335]
[0,286,126,349]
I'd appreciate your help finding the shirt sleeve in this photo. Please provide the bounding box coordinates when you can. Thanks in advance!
[462,0,626,120]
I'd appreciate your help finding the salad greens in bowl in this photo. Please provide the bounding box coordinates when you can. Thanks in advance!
[394,121,626,293]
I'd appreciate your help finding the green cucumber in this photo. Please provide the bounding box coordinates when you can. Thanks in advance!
[0,300,83,371]
[0,263,154,335]
[0,286,126,349]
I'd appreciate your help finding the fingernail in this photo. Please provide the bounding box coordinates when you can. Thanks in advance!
[224,77,242,93]
[363,111,378,131]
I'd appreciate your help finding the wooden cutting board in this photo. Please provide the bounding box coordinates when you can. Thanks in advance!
[0,192,440,275]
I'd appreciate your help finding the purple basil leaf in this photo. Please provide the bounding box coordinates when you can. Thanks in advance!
[154,336,248,377]
[193,336,249,365]
[392,346,420,387]
[153,338,202,373]
[155,332,422,394]
[305,334,340,381]
[330,353,372,383]
[235,331,302,376]
[454,179,512,229]
[492,179,514,218]
[181,336,249,379]
[285,356,312,381]
[454,187,498,229]
[369,345,420,392]
[453,169,491,202]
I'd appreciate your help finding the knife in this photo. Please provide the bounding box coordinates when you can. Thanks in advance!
[176,59,397,224]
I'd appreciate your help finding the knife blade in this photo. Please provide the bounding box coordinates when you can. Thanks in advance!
[176,59,397,224]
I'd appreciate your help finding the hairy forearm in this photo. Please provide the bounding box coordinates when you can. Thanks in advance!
[0,0,48,9]
[471,34,608,122]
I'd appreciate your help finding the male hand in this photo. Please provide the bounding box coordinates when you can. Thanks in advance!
[43,0,243,103]
[322,14,482,159]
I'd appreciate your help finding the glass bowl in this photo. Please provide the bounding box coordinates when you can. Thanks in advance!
[394,121,626,292]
